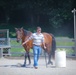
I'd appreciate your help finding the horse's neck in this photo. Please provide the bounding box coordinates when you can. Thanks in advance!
[22,36,26,43]
[22,31,27,43]
[22,31,32,43]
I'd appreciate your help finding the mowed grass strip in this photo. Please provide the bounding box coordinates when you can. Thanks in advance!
[10,37,75,56]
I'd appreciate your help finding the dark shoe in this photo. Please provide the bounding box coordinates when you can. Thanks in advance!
[34,66,38,69]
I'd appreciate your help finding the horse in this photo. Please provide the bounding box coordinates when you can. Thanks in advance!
[15,27,56,67]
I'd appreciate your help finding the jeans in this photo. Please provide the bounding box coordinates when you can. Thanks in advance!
[33,45,42,67]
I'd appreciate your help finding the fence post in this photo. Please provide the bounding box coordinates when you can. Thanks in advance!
[8,38,11,56]
[0,48,3,58]
[72,8,76,56]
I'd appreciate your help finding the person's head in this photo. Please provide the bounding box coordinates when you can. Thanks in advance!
[36,26,41,34]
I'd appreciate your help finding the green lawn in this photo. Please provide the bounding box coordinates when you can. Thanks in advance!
[9,37,75,56]
[10,39,33,56]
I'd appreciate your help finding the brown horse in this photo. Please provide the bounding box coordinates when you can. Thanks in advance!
[15,27,56,67]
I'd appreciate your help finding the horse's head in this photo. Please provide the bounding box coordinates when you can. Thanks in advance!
[15,27,24,43]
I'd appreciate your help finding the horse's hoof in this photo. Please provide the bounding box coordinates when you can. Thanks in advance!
[21,64,26,67]
[51,62,53,65]
[47,61,53,65]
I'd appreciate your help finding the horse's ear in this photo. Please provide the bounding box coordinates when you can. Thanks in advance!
[21,27,23,30]
[21,27,23,29]
[15,28,18,31]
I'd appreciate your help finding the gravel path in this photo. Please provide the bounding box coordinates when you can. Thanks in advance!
[0,57,76,75]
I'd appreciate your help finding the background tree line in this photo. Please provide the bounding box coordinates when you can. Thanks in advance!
[0,0,76,38]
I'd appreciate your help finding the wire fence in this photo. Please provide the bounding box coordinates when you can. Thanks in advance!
[0,38,75,57]
[10,38,75,57]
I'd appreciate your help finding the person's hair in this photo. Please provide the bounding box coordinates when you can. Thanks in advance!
[37,26,41,30]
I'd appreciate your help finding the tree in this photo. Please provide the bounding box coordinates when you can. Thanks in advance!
[0,0,75,37]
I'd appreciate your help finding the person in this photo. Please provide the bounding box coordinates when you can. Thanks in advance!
[22,26,46,69]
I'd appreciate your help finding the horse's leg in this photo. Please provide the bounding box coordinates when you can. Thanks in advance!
[44,50,47,67]
[27,52,31,65]
[46,44,53,65]
[47,52,53,65]
[23,52,28,67]
[47,46,53,65]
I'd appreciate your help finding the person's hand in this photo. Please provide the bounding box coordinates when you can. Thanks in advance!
[22,39,29,46]
[44,45,46,49]
[22,42,25,46]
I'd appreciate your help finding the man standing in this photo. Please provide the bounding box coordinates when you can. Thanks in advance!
[22,27,46,69]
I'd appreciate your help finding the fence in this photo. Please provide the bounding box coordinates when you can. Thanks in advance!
[56,38,75,57]
[0,29,11,57]
[10,38,75,57]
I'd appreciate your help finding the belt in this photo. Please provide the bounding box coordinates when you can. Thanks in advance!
[33,44,41,46]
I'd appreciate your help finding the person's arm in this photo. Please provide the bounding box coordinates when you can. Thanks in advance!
[42,35,46,49]
[42,41,46,49]
[22,35,33,45]
[22,39,29,45]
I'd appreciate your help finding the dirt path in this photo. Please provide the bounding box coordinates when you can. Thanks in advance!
[0,57,76,75]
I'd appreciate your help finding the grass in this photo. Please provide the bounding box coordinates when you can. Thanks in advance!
[56,37,75,55]
[56,37,74,46]
[4,37,75,57]
[56,41,74,46]
[10,39,33,56]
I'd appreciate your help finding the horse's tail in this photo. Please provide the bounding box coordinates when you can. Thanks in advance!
[50,33,56,58]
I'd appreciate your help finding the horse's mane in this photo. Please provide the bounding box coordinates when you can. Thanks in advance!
[23,29,32,36]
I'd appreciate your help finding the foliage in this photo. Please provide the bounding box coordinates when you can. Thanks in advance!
[0,0,75,37]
